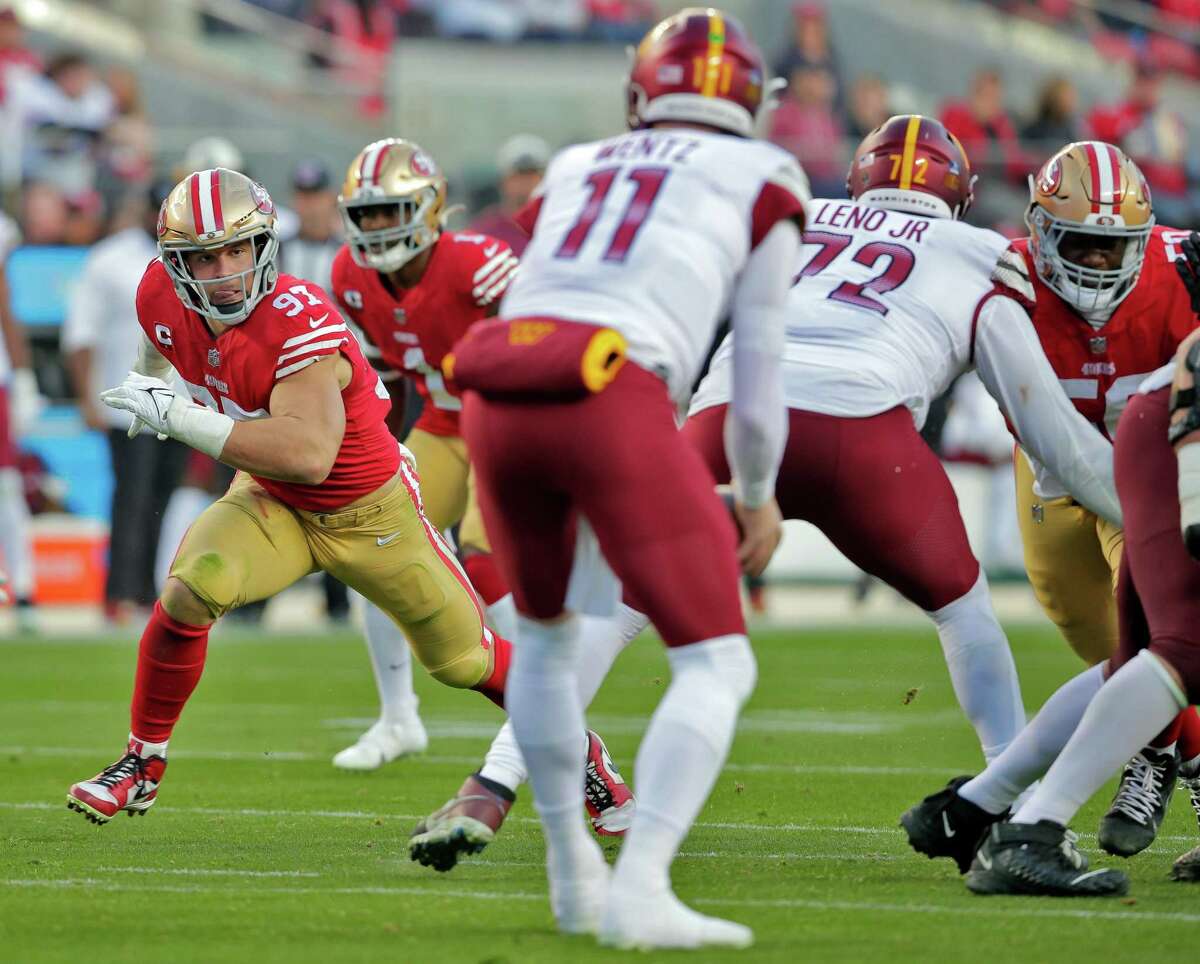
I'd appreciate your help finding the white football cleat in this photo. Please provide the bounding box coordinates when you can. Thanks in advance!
[332,717,428,770]
[599,887,753,950]
[548,840,611,935]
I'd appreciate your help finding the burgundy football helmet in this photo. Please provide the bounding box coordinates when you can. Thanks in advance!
[847,114,976,220]
[627,7,767,138]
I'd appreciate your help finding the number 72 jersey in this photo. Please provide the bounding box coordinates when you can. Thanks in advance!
[692,197,1010,428]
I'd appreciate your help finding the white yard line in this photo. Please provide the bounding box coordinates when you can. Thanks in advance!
[94,866,320,878]
[6,800,1195,844]
[5,877,1200,924]
[0,744,960,777]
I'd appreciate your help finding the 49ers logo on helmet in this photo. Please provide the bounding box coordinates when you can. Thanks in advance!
[249,180,275,215]
[1036,158,1063,196]
[156,201,168,238]
[411,151,436,178]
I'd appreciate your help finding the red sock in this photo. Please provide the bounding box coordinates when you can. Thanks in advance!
[473,632,511,709]
[1179,707,1200,765]
[461,552,509,607]
[130,601,211,744]
[1149,710,1185,750]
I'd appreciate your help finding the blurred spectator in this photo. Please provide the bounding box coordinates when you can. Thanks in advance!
[525,0,588,39]
[435,1,525,41]
[844,73,890,142]
[775,3,840,93]
[768,64,845,198]
[939,68,1025,186]
[61,180,188,624]
[586,0,655,43]
[20,181,69,245]
[469,133,549,255]
[308,0,394,116]
[179,135,245,180]
[1087,61,1196,224]
[280,158,341,293]
[96,66,153,214]
[62,189,104,246]
[18,52,114,195]
[1021,75,1081,159]
[0,6,39,100]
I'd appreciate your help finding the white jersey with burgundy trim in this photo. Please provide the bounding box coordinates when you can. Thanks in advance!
[691,199,1009,428]
[501,127,809,402]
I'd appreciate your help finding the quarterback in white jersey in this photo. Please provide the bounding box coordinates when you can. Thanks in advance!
[688,116,1117,787]
[449,8,805,951]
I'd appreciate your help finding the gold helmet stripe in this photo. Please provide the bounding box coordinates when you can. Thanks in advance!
[897,115,922,190]
[700,11,726,98]
[190,170,225,236]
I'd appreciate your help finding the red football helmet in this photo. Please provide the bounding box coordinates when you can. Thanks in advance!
[846,115,976,220]
[627,7,767,138]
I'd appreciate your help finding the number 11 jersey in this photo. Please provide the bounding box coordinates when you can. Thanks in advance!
[692,198,1009,429]
[502,127,810,404]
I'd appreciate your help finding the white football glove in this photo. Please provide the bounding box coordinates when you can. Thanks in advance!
[10,368,46,435]
[100,372,234,459]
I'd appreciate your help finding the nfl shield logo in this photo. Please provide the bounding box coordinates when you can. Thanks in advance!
[208,348,221,367]
[393,308,407,326]
[1089,336,1107,355]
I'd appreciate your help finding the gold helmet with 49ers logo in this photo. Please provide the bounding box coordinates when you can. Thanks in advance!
[1025,140,1154,313]
[158,167,280,325]
[338,138,447,273]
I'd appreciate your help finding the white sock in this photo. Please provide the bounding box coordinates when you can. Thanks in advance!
[480,613,632,792]
[361,600,419,725]
[485,592,518,640]
[612,635,756,894]
[507,613,595,880]
[0,468,33,598]
[129,732,169,759]
[960,662,1105,814]
[1014,651,1186,826]
[927,571,1025,763]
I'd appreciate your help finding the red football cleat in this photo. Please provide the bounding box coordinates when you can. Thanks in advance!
[67,741,166,825]
[584,729,635,836]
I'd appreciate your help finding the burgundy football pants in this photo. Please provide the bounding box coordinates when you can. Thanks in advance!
[462,362,745,648]
[1110,387,1200,700]
[683,403,980,612]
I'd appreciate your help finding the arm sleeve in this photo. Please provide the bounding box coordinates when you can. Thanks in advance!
[133,328,175,381]
[723,219,800,508]
[974,293,1122,525]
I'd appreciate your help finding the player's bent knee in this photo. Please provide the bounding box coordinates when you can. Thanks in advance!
[167,551,242,621]
[160,575,219,626]
[427,646,490,689]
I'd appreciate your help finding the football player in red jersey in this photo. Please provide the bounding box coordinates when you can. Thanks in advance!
[900,143,1200,894]
[331,138,634,849]
[64,168,521,825]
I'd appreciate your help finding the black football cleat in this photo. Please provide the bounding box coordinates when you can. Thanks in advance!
[966,821,1128,897]
[900,775,1006,874]
[1170,765,1200,881]
[1097,747,1178,857]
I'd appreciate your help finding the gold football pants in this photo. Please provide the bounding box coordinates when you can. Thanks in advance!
[168,469,493,688]
[1015,452,1123,665]
[403,428,491,552]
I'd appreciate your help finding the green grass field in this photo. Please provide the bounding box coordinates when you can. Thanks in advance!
[2,621,1197,963]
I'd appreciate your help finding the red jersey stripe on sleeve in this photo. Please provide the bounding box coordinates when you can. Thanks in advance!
[750,181,806,249]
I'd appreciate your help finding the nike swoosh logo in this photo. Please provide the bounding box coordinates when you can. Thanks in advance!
[309,312,330,329]
[376,531,404,547]
[483,243,499,258]
[976,850,992,870]
[941,813,956,838]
